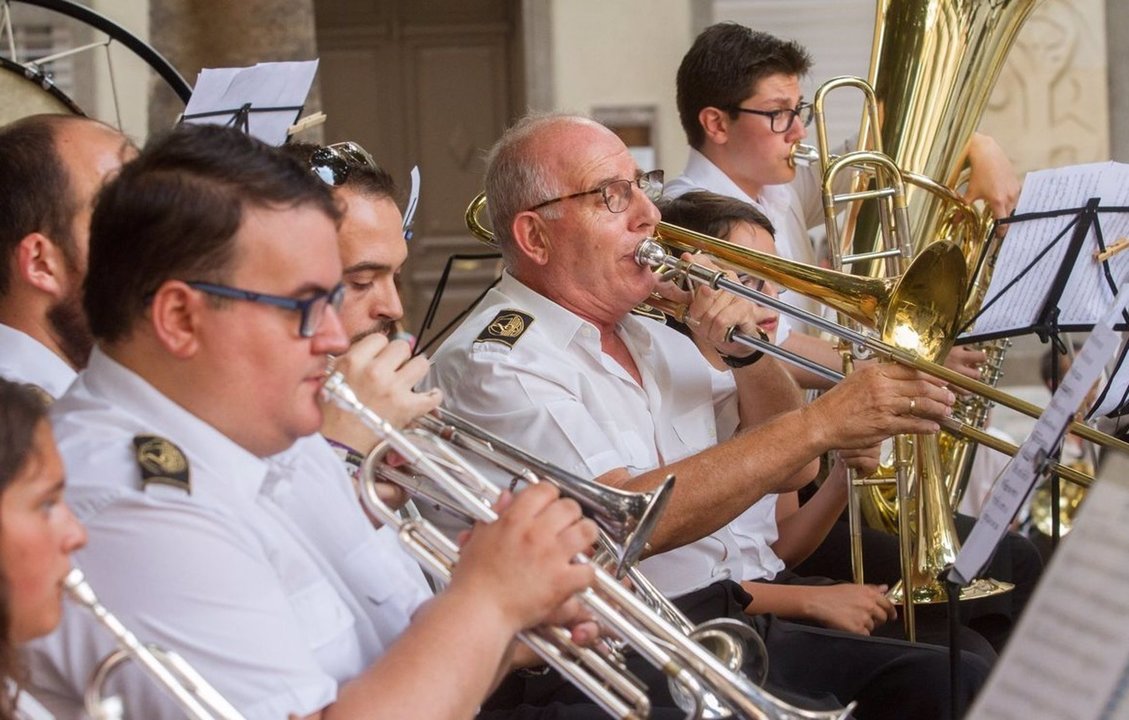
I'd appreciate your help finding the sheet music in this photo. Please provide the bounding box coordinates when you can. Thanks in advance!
[183,60,318,146]
[1092,336,1129,418]
[967,450,1129,720]
[951,286,1129,586]
[964,161,1129,337]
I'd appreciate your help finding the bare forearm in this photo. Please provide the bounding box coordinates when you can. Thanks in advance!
[739,581,809,620]
[606,407,826,555]
[778,333,845,391]
[732,356,804,429]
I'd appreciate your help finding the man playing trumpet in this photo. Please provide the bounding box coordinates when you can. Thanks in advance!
[24,124,601,720]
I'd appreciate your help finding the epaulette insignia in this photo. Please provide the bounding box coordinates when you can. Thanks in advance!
[630,303,667,323]
[133,435,191,494]
[475,309,534,348]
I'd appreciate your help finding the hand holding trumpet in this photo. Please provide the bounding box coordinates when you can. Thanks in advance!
[451,484,600,637]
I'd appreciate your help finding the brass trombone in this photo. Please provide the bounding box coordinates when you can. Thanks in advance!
[322,373,854,720]
[64,568,245,720]
[633,224,1129,476]
[464,194,1129,480]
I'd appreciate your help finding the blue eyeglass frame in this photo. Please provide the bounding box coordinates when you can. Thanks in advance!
[186,281,346,338]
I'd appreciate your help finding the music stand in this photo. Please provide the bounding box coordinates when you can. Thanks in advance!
[179,60,319,146]
[958,161,1129,547]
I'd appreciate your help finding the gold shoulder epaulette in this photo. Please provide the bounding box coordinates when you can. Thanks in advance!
[132,435,191,494]
[475,309,534,348]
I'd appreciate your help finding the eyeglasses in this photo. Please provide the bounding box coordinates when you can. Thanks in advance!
[308,141,378,187]
[528,169,665,214]
[730,102,813,134]
[187,281,346,338]
[309,142,417,242]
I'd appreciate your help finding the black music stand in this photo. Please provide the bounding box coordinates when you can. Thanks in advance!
[181,101,305,137]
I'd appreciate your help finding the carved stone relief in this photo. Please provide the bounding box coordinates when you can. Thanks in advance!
[979,0,1110,174]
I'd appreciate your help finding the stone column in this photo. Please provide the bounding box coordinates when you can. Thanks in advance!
[1108,0,1129,162]
[146,0,323,141]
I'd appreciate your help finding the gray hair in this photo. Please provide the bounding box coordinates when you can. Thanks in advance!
[483,112,593,266]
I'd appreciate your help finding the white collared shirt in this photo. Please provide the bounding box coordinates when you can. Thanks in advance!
[23,349,431,720]
[0,324,76,398]
[427,272,747,598]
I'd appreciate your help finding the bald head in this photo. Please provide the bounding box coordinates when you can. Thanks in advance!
[484,114,619,264]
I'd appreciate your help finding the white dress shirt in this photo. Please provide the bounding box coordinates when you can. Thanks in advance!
[0,324,76,398]
[427,272,748,598]
[729,495,786,581]
[23,349,431,720]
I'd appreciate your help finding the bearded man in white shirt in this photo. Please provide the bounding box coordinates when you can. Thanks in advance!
[0,114,134,397]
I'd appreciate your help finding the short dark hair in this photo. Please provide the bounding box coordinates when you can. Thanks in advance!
[84,124,341,343]
[281,141,400,202]
[676,23,812,149]
[0,114,90,296]
[1040,343,1082,389]
[657,190,776,241]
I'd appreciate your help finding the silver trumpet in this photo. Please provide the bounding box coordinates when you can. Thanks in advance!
[323,373,853,720]
[418,407,672,574]
[63,568,245,720]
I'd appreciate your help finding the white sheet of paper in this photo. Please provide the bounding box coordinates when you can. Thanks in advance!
[182,60,319,146]
[951,286,1129,586]
[965,161,1129,337]
[966,449,1129,720]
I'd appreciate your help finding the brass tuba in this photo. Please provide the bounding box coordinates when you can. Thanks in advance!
[808,0,1037,612]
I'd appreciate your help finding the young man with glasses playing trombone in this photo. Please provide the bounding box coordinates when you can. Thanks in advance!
[667,22,1018,389]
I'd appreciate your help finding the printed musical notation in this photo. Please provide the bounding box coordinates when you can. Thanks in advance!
[967,451,1129,719]
[967,161,1129,338]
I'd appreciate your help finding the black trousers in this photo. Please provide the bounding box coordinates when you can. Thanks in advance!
[793,514,1044,652]
[480,580,992,720]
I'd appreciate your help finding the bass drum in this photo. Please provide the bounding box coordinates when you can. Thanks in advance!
[0,55,85,124]
[1,0,190,127]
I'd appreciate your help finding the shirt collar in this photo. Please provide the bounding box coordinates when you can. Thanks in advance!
[496,271,590,351]
[0,323,77,397]
[77,347,270,501]
[681,148,794,213]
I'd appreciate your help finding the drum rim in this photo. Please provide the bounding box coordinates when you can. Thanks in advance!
[0,55,86,116]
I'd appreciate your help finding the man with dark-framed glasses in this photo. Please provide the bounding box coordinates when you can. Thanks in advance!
[667,22,1019,389]
[23,124,602,720]
[428,112,991,719]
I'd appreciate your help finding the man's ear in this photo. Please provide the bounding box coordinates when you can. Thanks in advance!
[15,233,68,298]
[511,211,552,266]
[149,281,204,359]
[699,107,731,146]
